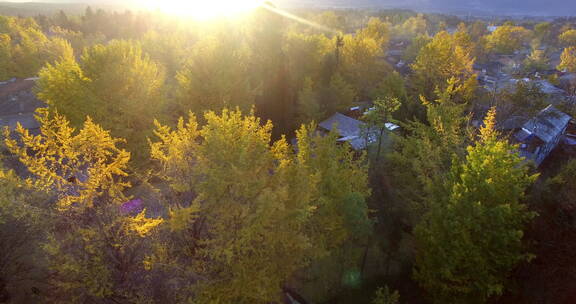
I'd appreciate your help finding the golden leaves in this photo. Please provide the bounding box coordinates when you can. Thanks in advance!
[4,108,130,212]
[127,209,164,237]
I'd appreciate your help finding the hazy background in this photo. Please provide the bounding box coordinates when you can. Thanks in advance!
[1,0,576,16]
[276,0,576,16]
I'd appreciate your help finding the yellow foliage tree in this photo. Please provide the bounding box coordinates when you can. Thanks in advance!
[340,34,386,96]
[357,17,391,47]
[36,40,165,164]
[412,31,477,103]
[4,108,163,303]
[4,108,130,211]
[558,46,576,72]
[150,109,372,303]
[559,29,576,47]
[0,16,73,79]
[486,25,532,54]
[176,35,255,115]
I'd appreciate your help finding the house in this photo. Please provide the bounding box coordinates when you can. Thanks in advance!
[385,49,406,70]
[549,50,563,71]
[495,54,524,73]
[0,78,45,133]
[319,113,371,151]
[346,101,373,119]
[474,62,505,79]
[558,73,576,91]
[318,112,398,151]
[513,105,572,166]
[487,25,499,33]
[564,120,576,154]
[534,80,565,95]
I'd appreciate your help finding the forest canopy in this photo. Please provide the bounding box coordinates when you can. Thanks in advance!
[0,3,575,304]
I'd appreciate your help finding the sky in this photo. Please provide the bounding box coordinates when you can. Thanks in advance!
[2,0,576,16]
[278,0,576,15]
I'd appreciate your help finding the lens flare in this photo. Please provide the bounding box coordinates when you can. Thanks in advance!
[144,0,264,20]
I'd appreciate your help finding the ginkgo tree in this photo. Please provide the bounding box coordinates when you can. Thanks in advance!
[388,79,471,223]
[414,108,537,303]
[558,46,576,72]
[411,31,477,104]
[0,16,73,79]
[149,109,371,304]
[0,167,46,302]
[4,109,163,303]
[176,35,255,115]
[36,40,165,164]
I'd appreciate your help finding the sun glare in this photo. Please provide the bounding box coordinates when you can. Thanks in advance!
[144,0,264,20]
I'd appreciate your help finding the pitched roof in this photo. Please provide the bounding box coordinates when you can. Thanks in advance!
[0,78,45,130]
[534,80,565,95]
[520,105,571,143]
[0,113,39,130]
[318,113,371,151]
[319,112,364,138]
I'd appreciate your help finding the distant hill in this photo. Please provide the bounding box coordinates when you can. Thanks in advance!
[0,1,131,16]
[1,0,575,17]
[276,0,576,16]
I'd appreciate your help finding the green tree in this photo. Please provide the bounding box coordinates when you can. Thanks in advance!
[325,73,357,113]
[546,159,576,204]
[402,34,431,63]
[558,46,576,72]
[49,25,105,57]
[414,108,537,303]
[296,123,372,253]
[534,22,552,44]
[454,22,485,61]
[284,31,331,89]
[362,96,400,161]
[176,35,254,115]
[388,79,470,223]
[296,77,324,124]
[249,5,293,135]
[296,73,356,123]
[36,40,165,163]
[0,168,45,303]
[493,81,548,123]
[339,34,386,96]
[523,47,550,73]
[0,34,11,80]
[395,14,428,39]
[370,71,413,120]
[372,286,400,304]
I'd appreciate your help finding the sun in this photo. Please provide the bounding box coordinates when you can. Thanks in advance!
[144,0,265,20]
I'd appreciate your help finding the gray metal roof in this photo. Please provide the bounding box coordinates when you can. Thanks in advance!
[318,113,373,151]
[0,78,45,130]
[0,113,40,130]
[520,105,571,143]
[534,80,566,95]
[319,112,365,138]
